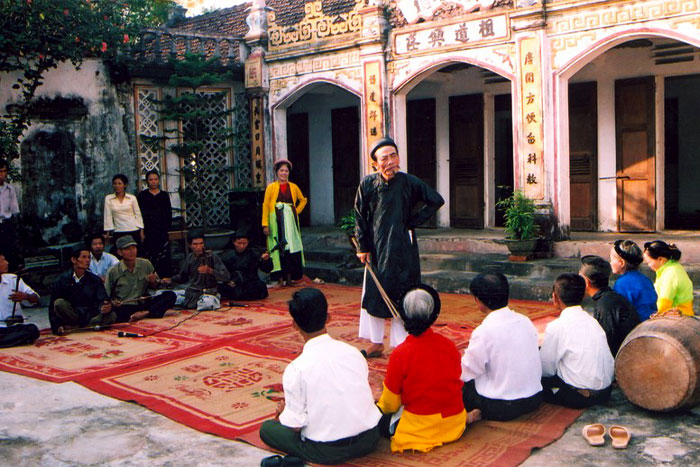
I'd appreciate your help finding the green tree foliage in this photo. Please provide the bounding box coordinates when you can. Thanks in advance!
[0,0,174,155]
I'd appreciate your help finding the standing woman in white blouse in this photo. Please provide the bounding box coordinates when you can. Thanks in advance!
[104,174,144,254]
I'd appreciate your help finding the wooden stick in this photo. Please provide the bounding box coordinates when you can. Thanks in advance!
[351,237,402,321]
[114,295,152,305]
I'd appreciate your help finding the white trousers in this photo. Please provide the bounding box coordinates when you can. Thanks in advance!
[358,309,408,348]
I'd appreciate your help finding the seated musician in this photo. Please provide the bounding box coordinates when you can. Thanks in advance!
[161,232,229,309]
[49,247,111,335]
[105,235,176,322]
[0,253,39,347]
[219,233,273,301]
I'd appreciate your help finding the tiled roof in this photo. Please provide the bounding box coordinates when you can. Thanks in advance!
[387,0,514,28]
[266,0,357,28]
[170,3,251,37]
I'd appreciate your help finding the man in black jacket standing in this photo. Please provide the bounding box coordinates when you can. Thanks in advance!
[354,137,444,358]
[49,247,112,335]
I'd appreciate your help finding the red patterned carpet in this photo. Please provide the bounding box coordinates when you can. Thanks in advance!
[0,281,577,466]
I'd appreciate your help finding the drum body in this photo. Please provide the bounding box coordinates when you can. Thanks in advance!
[615,316,700,412]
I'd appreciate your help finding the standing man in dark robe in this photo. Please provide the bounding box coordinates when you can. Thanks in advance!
[354,137,444,358]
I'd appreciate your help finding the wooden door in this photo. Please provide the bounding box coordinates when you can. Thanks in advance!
[449,94,484,228]
[331,106,360,223]
[615,77,655,232]
[569,81,598,231]
[286,112,311,227]
[407,98,437,227]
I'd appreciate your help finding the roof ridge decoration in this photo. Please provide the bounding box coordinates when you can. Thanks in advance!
[397,0,498,24]
[267,0,363,50]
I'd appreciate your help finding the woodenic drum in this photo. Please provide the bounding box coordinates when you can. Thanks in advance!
[615,314,700,412]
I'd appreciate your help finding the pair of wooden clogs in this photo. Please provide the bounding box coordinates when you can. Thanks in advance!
[582,423,631,449]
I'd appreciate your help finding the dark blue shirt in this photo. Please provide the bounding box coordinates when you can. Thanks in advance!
[612,270,657,321]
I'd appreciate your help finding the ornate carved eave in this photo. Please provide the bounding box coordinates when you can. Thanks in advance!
[267,0,364,52]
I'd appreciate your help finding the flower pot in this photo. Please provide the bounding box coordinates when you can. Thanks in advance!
[503,238,537,261]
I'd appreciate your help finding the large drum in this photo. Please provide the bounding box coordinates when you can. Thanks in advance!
[615,314,700,412]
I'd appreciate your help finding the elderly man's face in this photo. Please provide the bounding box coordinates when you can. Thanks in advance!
[374,146,400,181]
[119,245,138,261]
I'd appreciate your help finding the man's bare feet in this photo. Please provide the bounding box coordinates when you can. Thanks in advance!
[129,311,150,322]
[163,310,180,317]
[467,409,482,424]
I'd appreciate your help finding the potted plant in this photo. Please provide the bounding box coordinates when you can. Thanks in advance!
[337,210,362,268]
[338,210,356,240]
[496,190,539,260]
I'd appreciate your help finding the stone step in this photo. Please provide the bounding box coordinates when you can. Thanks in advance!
[301,226,700,262]
[304,261,554,303]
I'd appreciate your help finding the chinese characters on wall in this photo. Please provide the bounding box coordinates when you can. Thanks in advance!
[245,52,264,89]
[250,96,265,188]
[519,37,544,200]
[363,61,385,166]
[394,14,509,56]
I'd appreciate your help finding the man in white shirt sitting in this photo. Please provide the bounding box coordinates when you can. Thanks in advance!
[0,253,40,347]
[88,233,119,281]
[540,273,615,408]
[259,288,382,465]
[461,273,543,421]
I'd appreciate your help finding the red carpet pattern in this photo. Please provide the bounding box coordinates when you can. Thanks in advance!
[0,280,577,466]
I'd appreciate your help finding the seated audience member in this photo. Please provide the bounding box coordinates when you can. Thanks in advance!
[0,253,39,347]
[219,233,273,301]
[49,247,112,335]
[377,285,480,453]
[105,235,176,322]
[259,288,381,465]
[643,240,694,316]
[88,233,119,281]
[540,273,614,409]
[610,239,657,321]
[580,255,640,356]
[461,273,543,421]
[162,232,229,309]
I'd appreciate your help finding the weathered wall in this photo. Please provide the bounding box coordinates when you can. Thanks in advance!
[1,59,136,247]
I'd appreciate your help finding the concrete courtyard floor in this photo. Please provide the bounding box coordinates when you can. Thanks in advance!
[2,306,700,466]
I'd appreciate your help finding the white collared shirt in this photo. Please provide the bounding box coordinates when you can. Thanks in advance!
[279,333,381,442]
[461,306,542,400]
[89,252,119,279]
[103,193,144,232]
[540,305,614,390]
[0,274,38,327]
